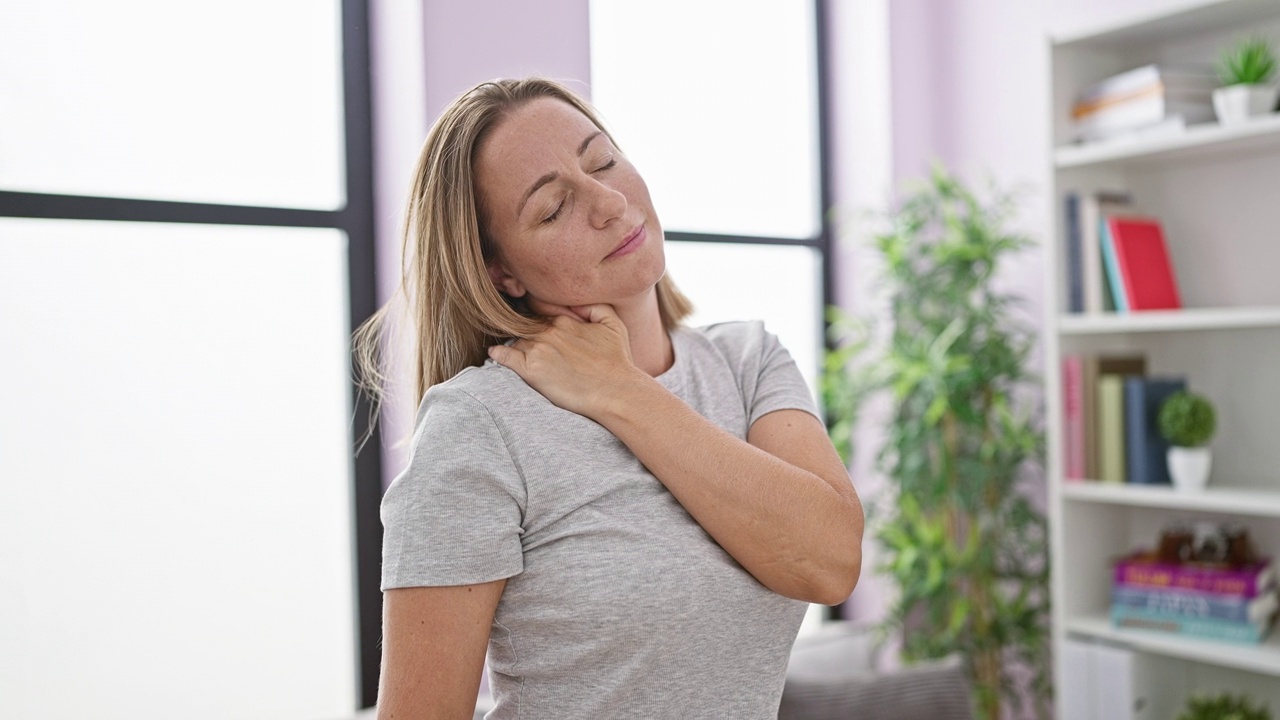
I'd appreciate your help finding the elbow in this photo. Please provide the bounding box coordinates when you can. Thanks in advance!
[810,554,862,606]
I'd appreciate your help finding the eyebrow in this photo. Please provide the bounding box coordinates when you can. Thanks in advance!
[517,131,605,218]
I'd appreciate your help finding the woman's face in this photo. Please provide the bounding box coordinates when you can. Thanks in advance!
[475,97,665,310]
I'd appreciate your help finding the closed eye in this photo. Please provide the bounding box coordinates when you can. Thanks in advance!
[594,158,617,173]
[541,201,564,224]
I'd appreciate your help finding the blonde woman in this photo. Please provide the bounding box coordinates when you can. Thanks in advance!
[361,77,863,719]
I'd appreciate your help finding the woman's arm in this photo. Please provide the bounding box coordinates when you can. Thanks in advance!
[377,580,505,720]
[489,307,863,605]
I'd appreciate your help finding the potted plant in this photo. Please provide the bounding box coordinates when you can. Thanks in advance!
[1176,692,1271,720]
[1213,36,1279,125]
[824,167,1050,720]
[1158,390,1217,492]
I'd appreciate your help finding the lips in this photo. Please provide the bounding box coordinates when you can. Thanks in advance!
[606,223,647,259]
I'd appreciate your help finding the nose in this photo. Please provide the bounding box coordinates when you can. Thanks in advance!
[587,178,627,229]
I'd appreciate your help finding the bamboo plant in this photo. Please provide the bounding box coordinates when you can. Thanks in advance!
[824,166,1051,720]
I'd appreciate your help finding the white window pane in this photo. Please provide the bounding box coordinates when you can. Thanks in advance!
[0,220,356,720]
[0,1,346,209]
[664,240,822,398]
[590,0,820,239]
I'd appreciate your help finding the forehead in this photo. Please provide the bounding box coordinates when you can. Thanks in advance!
[480,99,599,173]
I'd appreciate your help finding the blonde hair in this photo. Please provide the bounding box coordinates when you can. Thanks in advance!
[354,77,693,437]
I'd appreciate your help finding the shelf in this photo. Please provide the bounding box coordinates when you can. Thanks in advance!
[1054,114,1280,169]
[1062,482,1280,517]
[1051,0,1280,50]
[1057,306,1280,335]
[1067,615,1280,677]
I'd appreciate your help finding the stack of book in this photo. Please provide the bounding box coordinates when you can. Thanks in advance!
[1072,63,1218,143]
[1061,190,1182,314]
[1111,551,1278,644]
[1061,353,1190,485]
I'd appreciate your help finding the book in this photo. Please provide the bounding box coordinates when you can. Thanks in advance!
[1113,585,1279,624]
[1081,192,1132,314]
[1110,605,1274,644]
[1105,217,1182,312]
[1084,355,1145,480]
[1064,193,1083,313]
[1100,218,1129,311]
[1123,376,1185,485]
[1063,355,1086,480]
[1113,553,1276,597]
[1073,64,1218,109]
[1098,375,1127,483]
[1073,64,1218,142]
[1062,190,1131,314]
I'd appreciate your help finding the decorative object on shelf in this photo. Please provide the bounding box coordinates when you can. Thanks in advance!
[824,166,1049,720]
[1071,63,1217,143]
[1176,691,1273,720]
[1159,390,1218,492]
[1213,36,1279,126]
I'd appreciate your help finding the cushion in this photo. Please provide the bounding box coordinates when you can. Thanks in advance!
[778,622,974,720]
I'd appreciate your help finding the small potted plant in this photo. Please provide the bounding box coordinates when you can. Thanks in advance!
[1158,390,1217,492]
[1176,692,1271,720]
[1213,36,1279,125]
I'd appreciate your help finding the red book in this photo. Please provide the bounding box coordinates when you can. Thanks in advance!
[1105,216,1182,311]
[1113,552,1275,598]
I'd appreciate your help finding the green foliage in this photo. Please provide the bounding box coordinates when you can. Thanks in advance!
[1217,36,1277,86]
[824,166,1050,720]
[1158,390,1217,447]
[1177,692,1272,720]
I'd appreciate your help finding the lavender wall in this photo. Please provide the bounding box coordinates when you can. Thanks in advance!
[423,0,592,119]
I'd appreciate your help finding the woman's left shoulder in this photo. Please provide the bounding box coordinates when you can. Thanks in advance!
[691,319,777,361]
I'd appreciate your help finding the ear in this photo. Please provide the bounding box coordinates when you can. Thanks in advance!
[486,259,527,298]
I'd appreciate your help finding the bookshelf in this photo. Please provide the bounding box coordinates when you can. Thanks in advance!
[1045,1,1280,716]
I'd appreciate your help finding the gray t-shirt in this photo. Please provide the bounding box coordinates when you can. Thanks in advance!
[381,321,821,719]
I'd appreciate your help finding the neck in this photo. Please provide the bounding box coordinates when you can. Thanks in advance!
[611,289,674,377]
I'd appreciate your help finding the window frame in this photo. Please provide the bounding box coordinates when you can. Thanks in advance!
[0,0,384,705]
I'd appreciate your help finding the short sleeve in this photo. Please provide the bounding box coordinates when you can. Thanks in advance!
[703,320,821,427]
[748,324,821,426]
[380,384,526,589]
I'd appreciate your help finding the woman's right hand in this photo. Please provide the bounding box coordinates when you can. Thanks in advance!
[377,580,505,719]
[487,303,645,420]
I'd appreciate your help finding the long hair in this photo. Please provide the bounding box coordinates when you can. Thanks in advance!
[353,77,693,440]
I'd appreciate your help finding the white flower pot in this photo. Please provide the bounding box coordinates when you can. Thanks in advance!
[1167,446,1212,492]
[1212,84,1280,125]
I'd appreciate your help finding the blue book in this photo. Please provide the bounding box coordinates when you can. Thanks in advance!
[1113,585,1279,624]
[1100,218,1129,312]
[1123,377,1185,485]
[1064,192,1083,313]
[1111,605,1274,644]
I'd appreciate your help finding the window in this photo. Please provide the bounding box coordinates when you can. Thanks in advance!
[0,0,382,714]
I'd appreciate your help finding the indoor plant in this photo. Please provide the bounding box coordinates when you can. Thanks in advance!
[824,167,1050,720]
[1158,390,1217,492]
[1176,692,1272,720]
[1213,36,1279,125]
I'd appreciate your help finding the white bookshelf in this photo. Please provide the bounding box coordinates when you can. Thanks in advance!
[1045,2,1280,717]
[1057,306,1280,334]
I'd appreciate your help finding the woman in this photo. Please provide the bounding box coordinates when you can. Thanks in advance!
[361,77,863,719]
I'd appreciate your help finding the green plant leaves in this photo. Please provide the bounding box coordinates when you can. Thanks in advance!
[823,166,1050,720]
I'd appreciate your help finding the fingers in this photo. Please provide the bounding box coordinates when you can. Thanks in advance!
[573,304,624,330]
[486,344,525,375]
